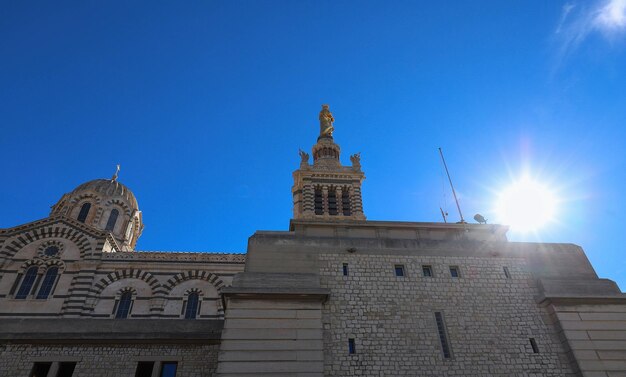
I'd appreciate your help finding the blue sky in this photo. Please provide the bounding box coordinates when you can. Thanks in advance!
[1,1,625,289]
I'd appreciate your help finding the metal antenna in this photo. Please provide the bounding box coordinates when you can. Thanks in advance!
[438,148,466,223]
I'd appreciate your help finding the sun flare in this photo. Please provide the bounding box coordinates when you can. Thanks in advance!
[496,178,557,232]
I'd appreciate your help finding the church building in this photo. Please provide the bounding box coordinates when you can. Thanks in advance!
[1,106,625,377]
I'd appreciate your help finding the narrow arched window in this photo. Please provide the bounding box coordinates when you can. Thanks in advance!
[184,292,200,319]
[15,266,39,299]
[115,291,133,319]
[105,209,119,231]
[77,202,91,223]
[36,267,59,299]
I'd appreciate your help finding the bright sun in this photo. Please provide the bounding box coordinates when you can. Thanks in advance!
[495,178,557,232]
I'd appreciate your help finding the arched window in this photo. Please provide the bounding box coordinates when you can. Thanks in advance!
[105,209,119,231]
[36,267,59,299]
[77,202,91,223]
[115,291,133,319]
[184,292,200,319]
[15,266,39,299]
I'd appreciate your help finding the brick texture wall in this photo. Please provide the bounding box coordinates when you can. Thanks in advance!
[319,253,576,376]
[0,343,219,377]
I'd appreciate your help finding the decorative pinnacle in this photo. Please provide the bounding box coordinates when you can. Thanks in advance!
[319,104,335,137]
[111,164,120,182]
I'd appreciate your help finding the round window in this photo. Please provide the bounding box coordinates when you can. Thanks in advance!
[44,246,59,256]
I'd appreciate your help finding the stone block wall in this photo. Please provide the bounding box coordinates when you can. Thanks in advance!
[319,253,575,376]
[548,303,626,376]
[0,343,219,377]
[217,298,325,376]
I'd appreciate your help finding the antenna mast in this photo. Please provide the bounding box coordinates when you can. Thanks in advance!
[438,147,466,223]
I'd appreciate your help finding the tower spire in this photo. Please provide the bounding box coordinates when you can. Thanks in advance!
[291,105,366,221]
[318,104,335,138]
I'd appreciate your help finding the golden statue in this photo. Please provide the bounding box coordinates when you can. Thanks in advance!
[319,104,334,137]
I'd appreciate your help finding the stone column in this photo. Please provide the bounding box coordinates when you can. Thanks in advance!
[351,184,365,220]
[302,184,315,217]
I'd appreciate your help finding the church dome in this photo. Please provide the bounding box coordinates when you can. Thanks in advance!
[71,179,139,211]
[51,175,144,251]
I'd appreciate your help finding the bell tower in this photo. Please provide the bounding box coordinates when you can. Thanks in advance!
[292,105,366,220]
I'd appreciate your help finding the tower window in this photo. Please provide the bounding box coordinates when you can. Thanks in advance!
[36,267,59,299]
[328,188,338,215]
[348,338,356,354]
[105,209,119,231]
[342,263,349,276]
[422,265,433,277]
[115,291,133,319]
[314,187,323,215]
[342,190,351,216]
[395,265,405,277]
[15,266,39,299]
[184,292,200,319]
[434,312,452,359]
[529,338,539,353]
[449,266,460,278]
[77,202,91,223]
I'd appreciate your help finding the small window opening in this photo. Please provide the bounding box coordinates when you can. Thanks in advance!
[394,265,405,277]
[30,362,52,377]
[529,338,539,353]
[314,187,323,215]
[57,362,77,377]
[449,266,460,278]
[503,266,511,279]
[105,209,119,231]
[328,188,338,215]
[77,202,91,223]
[434,312,452,359]
[422,265,433,277]
[348,338,356,354]
[36,267,59,299]
[115,291,133,319]
[135,362,155,377]
[342,190,351,216]
[160,362,178,377]
[15,266,39,299]
[184,292,200,319]
[342,263,349,276]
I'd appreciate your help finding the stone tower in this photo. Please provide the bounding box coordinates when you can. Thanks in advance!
[291,104,365,220]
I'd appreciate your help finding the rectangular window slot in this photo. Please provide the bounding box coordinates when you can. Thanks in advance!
[394,265,405,277]
[449,266,460,278]
[348,338,356,354]
[342,190,351,216]
[314,187,323,215]
[503,266,511,279]
[57,362,77,377]
[328,188,338,215]
[135,362,155,377]
[529,338,539,353]
[422,265,433,277]
[30,362,52,377]
[434,312,452,359]
[160,362,178,377]
[342,263,349,276]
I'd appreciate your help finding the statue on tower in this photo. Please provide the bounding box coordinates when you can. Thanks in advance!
[319,104,334,137]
